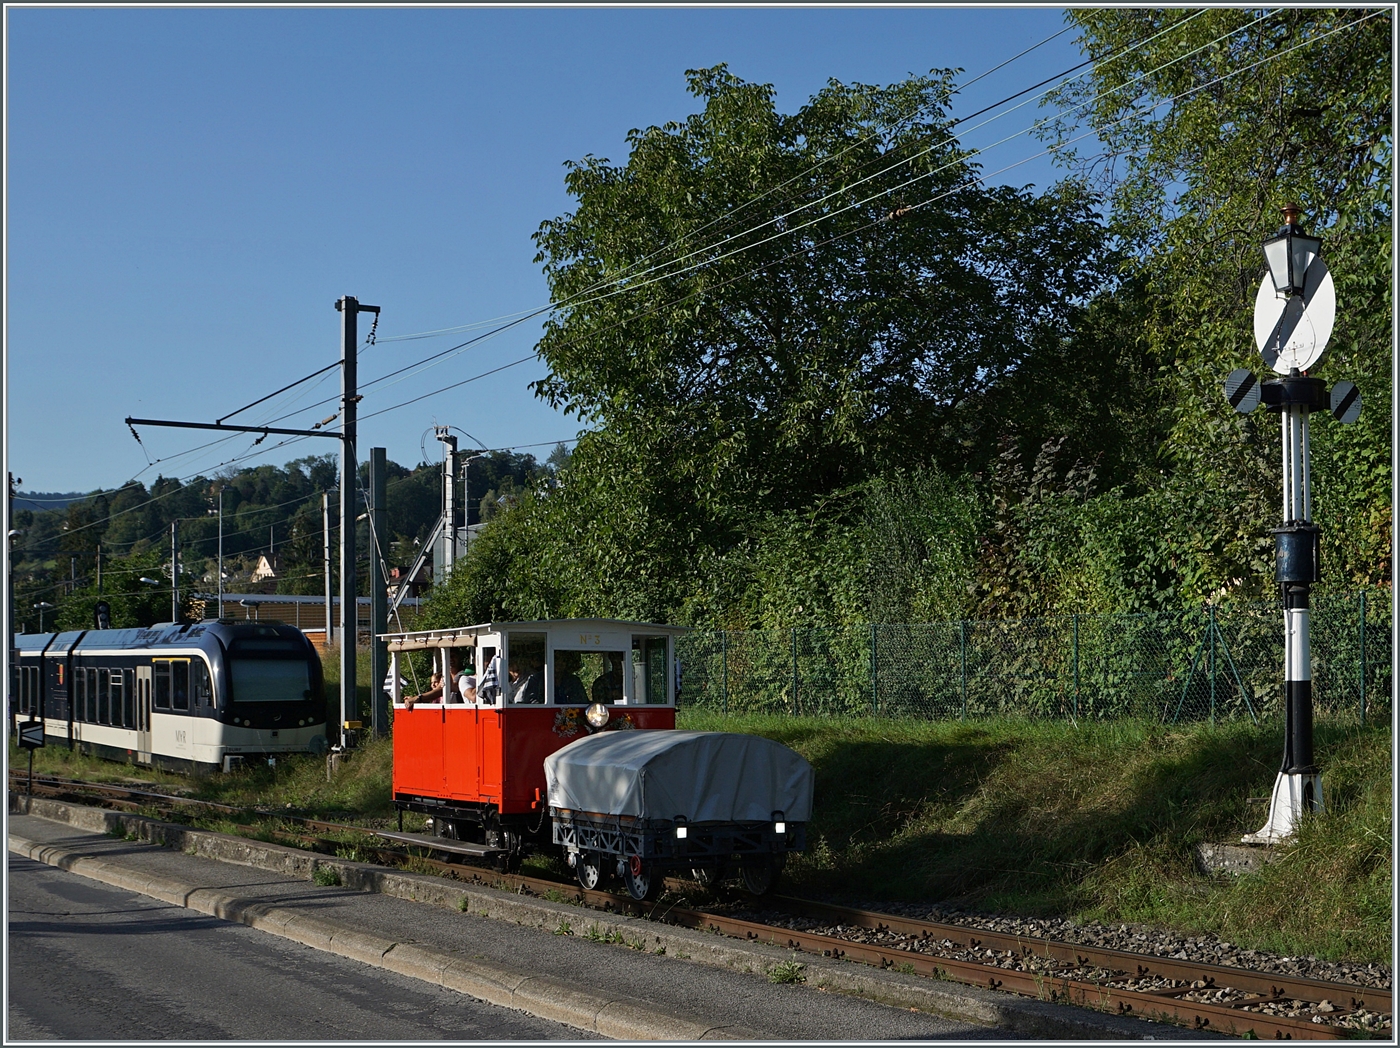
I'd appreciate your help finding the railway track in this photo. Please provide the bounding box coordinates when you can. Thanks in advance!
[11,773,1391,1039]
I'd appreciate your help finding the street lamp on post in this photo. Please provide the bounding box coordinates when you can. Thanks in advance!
[1261,204,1323,298]
[1225,205,1362,845]
[33,602,54,633]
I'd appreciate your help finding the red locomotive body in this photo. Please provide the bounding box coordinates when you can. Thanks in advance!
[393,704,676,815]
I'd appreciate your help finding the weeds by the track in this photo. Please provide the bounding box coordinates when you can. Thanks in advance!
[678,712,1391,965]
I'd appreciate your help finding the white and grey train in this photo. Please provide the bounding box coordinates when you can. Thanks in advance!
[13,621,327,773]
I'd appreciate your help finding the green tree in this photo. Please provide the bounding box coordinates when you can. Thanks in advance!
[1042,9,1392,595]
[452,65,1120,626]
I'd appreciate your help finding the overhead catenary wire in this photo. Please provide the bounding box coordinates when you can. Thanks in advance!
[136,8,1357,482]
[150,23,1147,454]
[212,13,1233,448]
[122,10,1326,483]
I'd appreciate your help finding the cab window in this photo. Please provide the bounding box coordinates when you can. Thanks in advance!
[631,636,670,705]
[505,632,546,704]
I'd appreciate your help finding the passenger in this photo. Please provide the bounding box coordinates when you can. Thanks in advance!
[509,656,545,704]
[404,672,444,710]
[478,655,502,704]
[457,674,478,703]
[554,650,587,705]
[446,650,467,704]
[591,652,625,704]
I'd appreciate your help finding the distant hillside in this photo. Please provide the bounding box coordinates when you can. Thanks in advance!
[12,491,93,513]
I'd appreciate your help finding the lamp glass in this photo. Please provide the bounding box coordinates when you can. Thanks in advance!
[1262,235,1292,294]
[1290,232,1321,291]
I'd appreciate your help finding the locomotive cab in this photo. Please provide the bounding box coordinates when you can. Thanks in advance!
[386,619,687,867]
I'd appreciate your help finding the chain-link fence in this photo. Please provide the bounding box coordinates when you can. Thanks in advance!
[677,590,1391,724]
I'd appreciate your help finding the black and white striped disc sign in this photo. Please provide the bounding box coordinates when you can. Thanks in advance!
[1224,368,1261,414]
[1329,380,1362,424]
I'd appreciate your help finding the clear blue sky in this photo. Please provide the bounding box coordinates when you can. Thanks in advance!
[6,6,1085,494]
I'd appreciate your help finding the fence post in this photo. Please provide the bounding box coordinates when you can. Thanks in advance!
[959,620,967,721]
[791,627,799,716]
[1072,614,1080,719]
[1359,590,1366,727]
[721,631,728,716]
[870,624,878,716]
[1209,604,1216,725]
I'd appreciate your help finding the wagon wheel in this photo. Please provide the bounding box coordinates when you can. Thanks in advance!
[576,852,606,891]
[622,855,662,902]
[740,856,781,897]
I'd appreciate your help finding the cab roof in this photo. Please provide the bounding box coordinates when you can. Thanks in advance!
[383,618,690,653]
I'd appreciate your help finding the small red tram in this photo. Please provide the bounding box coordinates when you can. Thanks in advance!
[386,620,685,862]
[383,618,813,899]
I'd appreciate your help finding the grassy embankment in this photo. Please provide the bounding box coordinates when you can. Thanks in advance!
[11,663,1389,963]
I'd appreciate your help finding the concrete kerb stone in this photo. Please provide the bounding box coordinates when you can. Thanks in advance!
[8,827,760,1042]
[11,796,1182,1040]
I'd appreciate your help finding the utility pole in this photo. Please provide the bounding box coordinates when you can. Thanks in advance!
[434,428,460,585]
[323,491,334,646]
[7,472,19,737]
[216,489,223,618]
[96,544,103,594]
[335,295,380,743]
[171,520,180,623]
[370,447,388,737]
[123,295,379,741]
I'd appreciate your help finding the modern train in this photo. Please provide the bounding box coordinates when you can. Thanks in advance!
[12,620,328,773]
[384,618,813,900]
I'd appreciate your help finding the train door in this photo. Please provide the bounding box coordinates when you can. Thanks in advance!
[135,666,152,763]
[150,659,190,759]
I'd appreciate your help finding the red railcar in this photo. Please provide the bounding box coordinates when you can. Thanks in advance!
[385,619,686,868]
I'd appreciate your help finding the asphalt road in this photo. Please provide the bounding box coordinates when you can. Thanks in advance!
[6,854,592,1041]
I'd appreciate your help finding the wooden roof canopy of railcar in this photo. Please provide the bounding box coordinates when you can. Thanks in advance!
[382,618,691,653]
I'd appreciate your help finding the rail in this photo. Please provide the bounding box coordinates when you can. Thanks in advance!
[10,773,1389,1040]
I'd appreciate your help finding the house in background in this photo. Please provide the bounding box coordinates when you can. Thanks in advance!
[250,554,281,594]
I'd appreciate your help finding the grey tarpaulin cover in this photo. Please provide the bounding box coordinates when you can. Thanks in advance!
[545,730,814,823]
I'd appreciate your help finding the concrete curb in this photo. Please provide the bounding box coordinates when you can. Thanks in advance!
[8,828,760,1041]
[10,795,1193,1040]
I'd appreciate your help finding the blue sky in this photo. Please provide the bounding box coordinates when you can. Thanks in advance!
[6,6,1086,494]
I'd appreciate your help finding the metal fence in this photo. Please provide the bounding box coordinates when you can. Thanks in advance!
[676,590,1391,724]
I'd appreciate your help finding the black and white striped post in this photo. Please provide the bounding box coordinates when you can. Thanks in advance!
[1225,206,1361,845]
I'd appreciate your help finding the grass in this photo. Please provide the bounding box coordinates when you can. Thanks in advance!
[676,711,1391,964]
[13,706,1389,964]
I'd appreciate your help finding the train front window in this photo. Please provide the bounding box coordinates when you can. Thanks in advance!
[552,650,626,705]
[631,636,670,704]
[191,660,212,707]
[230,659,312,703]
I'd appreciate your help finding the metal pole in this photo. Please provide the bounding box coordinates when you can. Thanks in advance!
[791,627,798,716]
[721,631,728,716]
[959,620,967,720]
[337,296,359,739]
[370,447,388,737]
[171,521,179,622]
[1072,614,1080,719]
[216,490,223,619]
[1246,391,1323,843]
[323,492,333,646]
[869,623,877,716]
[1209,605,1216,725]
[96,544,102,594]
[1358,589,1366,727]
